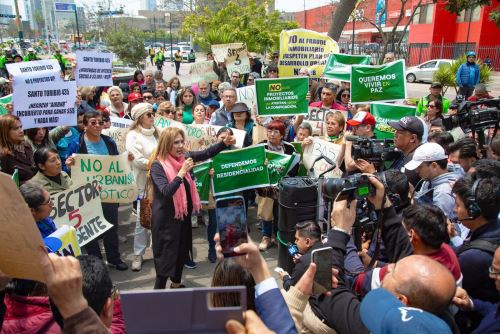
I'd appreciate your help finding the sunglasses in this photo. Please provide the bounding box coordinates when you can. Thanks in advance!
[342,94,350,98]
[160,109,174,115]
[428,104,436,108]
[145,112,154,118]
[143,95,154,100]
[89,120,104,126]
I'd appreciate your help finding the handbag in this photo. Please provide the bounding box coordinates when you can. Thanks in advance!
[139,174,154,229]
[257,195,274,221]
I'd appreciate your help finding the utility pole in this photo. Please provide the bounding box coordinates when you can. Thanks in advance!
[13,0,23,51]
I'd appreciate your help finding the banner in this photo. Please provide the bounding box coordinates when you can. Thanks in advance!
[154,116,246,150]
[109,116,133,129]
[237,85,256,110]
[189,61,219,83]
[266,150,299,186]
[76,51,113,87]
[279,29,339,78]
[370,102,416,139]
[304,106,328,136]
[302,138,344,178]
[212,145,268,196]
[0,172,45,282]
[350,59,406,103]
[72,153,138,203]
[12,80,77,129]
[323,53,371,82]
[255,77,309,116]
[211,43,250,74]
[49,181,113,246]
[0,94,12,115]
[6,59,62,86]
[101,117,131,154]
[193,160,212,204]
[44,225,82,256]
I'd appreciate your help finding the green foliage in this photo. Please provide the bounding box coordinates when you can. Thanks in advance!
[433,54,491,94]
[440,0,491,14]
[181,0,299,53]
[104,29,148,69]
[490,7,500,27]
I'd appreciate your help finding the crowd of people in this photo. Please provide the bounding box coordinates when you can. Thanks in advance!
[0,45,498,334]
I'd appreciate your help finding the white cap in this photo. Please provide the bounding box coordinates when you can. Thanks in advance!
[28,47,35,52]
[404,142,448,170]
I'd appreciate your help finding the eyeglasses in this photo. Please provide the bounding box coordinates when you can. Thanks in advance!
[342,94,350,98]
[89,120,104,126]
[143,95,154,100]
[267,129,281,135]
[40,198,53,207]
[489,266,500,276]
[160,109,174,115]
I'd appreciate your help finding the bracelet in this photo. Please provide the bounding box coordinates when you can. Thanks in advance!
[332,226,350,235]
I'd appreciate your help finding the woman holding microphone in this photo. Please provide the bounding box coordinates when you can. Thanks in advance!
[150,127,234,289]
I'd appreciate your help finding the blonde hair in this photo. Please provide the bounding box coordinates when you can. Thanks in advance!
[157,101,174,116]
[107,86,123,98]
[153,127,185,161]
[325,111,346,130]
[80,86,96,100]
[0,115,21,155]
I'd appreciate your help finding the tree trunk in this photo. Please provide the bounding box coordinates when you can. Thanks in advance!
[328,0,359,41]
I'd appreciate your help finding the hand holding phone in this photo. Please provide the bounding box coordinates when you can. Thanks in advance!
[216,196,248,257]
[311,247,333,294]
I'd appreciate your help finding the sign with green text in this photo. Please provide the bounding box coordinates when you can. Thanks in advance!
[212,145,268,196]
[255,77,309,117]
[370,102,416,139]
[323,53,371,82]
[266,150,299,186]
[193,160,212,204]
[350,59,406,104]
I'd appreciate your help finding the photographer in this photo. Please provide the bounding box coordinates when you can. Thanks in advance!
[344,112,377,174]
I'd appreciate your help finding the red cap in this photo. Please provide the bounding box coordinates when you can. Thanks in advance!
[346,111,376,126]
[128,92,143,102]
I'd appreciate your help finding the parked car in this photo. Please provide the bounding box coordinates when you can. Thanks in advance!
[405,59,452,83]
[164,45,191,62]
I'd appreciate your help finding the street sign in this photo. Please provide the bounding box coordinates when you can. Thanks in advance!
[54,2,77,12]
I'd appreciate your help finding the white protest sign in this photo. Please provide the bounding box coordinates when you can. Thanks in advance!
[102,116,132,153]
[302,137,344,178]
[72,153,138,203]
[189,61,219,83]
[154,116,246,150]
[0,172,45,282]
[76,51,113,86]
[109,116,133,129]
[237,85,256,110]
[6,59,62,86]
[44,225,82,257]
[211,43,251,74]
[49,181,113,246]
[12,80,77,129]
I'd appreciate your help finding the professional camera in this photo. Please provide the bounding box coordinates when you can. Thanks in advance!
[442,98,500,132]
[346,135,402,163]
[322,173,374,201]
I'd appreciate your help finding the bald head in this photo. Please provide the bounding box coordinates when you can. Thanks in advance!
[382,255,456,315]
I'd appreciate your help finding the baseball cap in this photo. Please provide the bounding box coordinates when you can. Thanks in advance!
[346,111,376,126]
[389,116,424,139]
[404,142,448,170]
[360,288,452,334]
[430,82,442,88]
[127,92,143,102]
[231,102,249,113]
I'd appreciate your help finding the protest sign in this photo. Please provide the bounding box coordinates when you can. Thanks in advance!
[44,225,82,256]
[255,77,309,116]
[237,85,256,110]
[193,160,212,204]
[0,172,45,282]
[0,94,12,115]
[189,61,219,83]
[302,138,344,178]
[279,29,339,78]
[12,80,77,129]
[6,59,62,86]
[102,117,131,154]
[154,116,246,150]
[72,153,138,203]
[304,106,329,136]
[76,51,113,87]
[370,102,416,139]
[109,116,133,129]
[211,43,251,74]
[252,124,268,145]
[49,181,113,246]
[323,53,371,82]
[212,145,268,196]
[266,150,299,186]
[350,60,406,103]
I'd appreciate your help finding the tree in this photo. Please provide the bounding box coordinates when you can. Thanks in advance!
[328,0,358,41]
[104,28,147,69]
[181,0,298,53]
[440,0,499,26]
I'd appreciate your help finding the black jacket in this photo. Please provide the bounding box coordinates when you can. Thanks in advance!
[283,241,324,291]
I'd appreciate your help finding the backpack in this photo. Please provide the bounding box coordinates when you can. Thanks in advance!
[456,238,500,256]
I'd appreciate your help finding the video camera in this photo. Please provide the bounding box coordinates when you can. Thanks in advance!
[322,173,374,202]
[346,135,402,164]
[442,98,500,132]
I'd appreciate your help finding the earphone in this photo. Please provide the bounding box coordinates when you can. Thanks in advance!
[465,178,482,220]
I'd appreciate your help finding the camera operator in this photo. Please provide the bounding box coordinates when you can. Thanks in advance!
[388,116,424,188]
[304,176,457,334]
[344,112,378,174]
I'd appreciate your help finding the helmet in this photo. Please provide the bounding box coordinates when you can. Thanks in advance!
[127,92,143,102]
[466,51,476,57]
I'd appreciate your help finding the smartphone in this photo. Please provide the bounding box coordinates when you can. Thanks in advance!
[216,196,247,257]
[311,247,333,294]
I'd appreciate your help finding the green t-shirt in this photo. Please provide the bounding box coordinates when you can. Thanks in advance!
[182,104,193,124]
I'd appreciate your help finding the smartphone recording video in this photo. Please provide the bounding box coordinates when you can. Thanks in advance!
[216,196,248,257]
[311,247,333,294]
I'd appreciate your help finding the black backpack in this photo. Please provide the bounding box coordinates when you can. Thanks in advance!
[456,238,500,255]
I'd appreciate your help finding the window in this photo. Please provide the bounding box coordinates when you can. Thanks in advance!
[456,6,481,22]
[420,61,437,69]
[413,4,434,24]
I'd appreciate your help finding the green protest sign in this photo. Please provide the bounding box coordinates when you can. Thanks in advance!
[266,150,298,186]
[212,145,268,196]
[193,160,212,204]
[0,94,12,115]
[255,77,309,117]
[371,102,416,139]
[323,54,371,82]
[350,59,406,104]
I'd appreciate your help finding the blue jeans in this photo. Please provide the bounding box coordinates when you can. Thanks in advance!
[262,200,279,238]
[207,209,217,258]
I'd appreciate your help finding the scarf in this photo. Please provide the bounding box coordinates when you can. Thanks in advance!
[139,126,156,137]
[160,154,201,220]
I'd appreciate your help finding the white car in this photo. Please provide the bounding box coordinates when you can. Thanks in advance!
[405,59,452,83]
